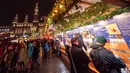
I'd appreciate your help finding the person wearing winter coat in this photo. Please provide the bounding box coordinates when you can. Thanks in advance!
[27,43,33,72]
[18,43,26,72]
[32,41,40,67]
[90,36,126,73]
[50,39,55,55]
[3,44,15,73]
[28,43,33,59]
[42,39,50,59]
[74,33,87,50]
[55,38,60,57]
[10,44,19,73]
[70,37,91,73]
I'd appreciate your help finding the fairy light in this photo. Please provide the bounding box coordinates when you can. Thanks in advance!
[52,13,55,16]
[60,5,63,8]
[55,10,58,13]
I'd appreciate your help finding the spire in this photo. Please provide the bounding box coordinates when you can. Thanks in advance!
[34,3,39,15]
[24,15,28,23]
[33,2,39,23]
[12,14,18,24]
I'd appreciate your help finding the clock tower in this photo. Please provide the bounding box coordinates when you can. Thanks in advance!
[33,2,39,33]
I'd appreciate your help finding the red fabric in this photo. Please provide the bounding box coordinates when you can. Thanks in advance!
[28,59,32,68]
[0,48,2,56]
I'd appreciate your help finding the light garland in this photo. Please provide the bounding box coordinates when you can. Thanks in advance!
[44,0,76,33]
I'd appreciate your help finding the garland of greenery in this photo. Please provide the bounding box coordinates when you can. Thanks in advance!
[55,2,112,31]
[55,2,130,32]
[88,6,130,24]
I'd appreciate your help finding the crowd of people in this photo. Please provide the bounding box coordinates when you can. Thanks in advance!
[0,38,60,73]
[62,33,128,73]
[0,32,129,73]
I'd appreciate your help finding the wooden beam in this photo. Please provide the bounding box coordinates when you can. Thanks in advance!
[103,0,129,7]
[79,1,94,6]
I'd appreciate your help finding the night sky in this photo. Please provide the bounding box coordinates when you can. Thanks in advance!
[0,0,55,25]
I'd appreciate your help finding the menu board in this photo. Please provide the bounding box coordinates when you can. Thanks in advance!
[114,15,130,48]
[115,18,130,36]
[106,23,121,35]
[124,37,130,49]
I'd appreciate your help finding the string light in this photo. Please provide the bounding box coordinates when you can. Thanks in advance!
[44,0,68,33]
[60,5,63,8]
[52,13,55,16]
[55,10,58,13]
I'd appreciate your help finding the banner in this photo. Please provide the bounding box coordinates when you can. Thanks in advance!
[114,13,130,48]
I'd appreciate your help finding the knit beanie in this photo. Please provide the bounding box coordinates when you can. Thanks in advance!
[96,36,107,45]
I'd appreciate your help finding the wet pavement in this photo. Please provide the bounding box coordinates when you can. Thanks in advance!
[33,56,70,73]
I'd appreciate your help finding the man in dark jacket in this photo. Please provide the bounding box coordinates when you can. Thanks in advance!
[74,33,87,50]
[71,37,90,73]
[90,36,126,73]
[32,41,40,67]
[50,39,55,55]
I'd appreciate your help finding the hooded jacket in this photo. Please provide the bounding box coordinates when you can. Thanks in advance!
[19,47,26,62]
[28,43,33,58]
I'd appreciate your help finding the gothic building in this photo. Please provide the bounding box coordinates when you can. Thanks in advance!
[12,3,43,37]
[12,14,32,37]
[0,25,11,33]
[0,3,45,38]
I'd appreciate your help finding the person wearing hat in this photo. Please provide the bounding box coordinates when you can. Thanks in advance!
[70,37,91,73]
[90,36,126,73]
[96,36,107,46]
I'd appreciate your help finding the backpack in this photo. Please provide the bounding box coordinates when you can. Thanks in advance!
[91,47,126,73]
[90,49,106,72]
[44,43,50,52]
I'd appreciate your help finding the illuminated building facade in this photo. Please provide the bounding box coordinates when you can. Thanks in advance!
[0,25,11,33]
[12,14,33,37]
[0,3,45,38]
[12,3,44,37]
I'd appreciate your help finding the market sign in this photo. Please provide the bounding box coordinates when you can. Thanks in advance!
[113,12,130,48]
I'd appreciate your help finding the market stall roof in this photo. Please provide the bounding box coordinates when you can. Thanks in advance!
[81,0,102,4]
[81,0,130,7]
[103,0,130,7]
